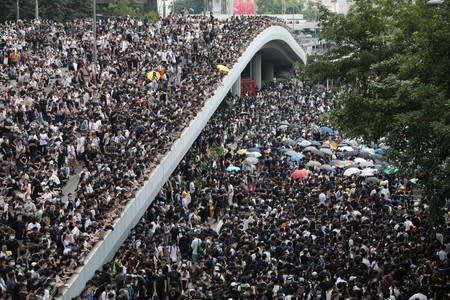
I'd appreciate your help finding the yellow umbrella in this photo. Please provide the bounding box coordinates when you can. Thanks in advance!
[146,70,160,80]
[216,64,230,73]
[237,149,248,155]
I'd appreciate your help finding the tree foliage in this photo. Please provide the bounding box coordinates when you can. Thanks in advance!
[0,0,92,22]
[305,0,450,223]
[171,0,204,14]
[107,0,138,18]
[256,0,304,14]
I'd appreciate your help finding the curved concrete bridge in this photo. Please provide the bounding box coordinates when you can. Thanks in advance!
[59,25,306,299]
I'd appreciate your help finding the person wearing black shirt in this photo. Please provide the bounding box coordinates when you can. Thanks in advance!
[10,214,25,243]
[154,268,167,300]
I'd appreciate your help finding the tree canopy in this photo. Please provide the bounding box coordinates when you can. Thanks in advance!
[305,0,450,222]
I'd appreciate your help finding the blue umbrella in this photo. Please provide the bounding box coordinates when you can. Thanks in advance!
[291,153,304,162]
[320,164,336,173]
[337,143,350,147]
[335,151,346,159]
[283,139,296,146]
[226,165,241,172]
[320,126,334,134]
[247,147,261,153]
[311,141,321,147]
[279,148,292,153]
[320,145,331,149]
[296,137,306,142]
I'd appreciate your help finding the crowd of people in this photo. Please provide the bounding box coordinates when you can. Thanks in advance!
[78,81,449,300]
[0,14,288,299]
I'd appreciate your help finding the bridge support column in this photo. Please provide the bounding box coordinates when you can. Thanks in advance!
[231,75,241,96]
[262,62,274,82]
[250,53,262,90]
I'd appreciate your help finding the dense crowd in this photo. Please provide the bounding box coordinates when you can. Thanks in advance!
[79,81,449,300]
[0,14,287,299]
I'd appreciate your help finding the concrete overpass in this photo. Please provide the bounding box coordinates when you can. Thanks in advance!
[59,25,306,299]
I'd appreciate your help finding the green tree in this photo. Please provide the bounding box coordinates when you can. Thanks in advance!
[171,0,203,14]
[256,0,304,15]
[106,0,138,18]
[306,0,450,224]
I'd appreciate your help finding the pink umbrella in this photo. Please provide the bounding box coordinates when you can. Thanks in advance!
[290,169,309,179]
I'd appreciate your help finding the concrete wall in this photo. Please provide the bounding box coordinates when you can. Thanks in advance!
[58,25,306,300]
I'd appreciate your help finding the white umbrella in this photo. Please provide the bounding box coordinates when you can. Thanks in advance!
[243,157,259,165]
[247,152,262,158]
[343,167,361,177]
[360,160,375,168]
[360,168,377,177]
[353,158,367,165]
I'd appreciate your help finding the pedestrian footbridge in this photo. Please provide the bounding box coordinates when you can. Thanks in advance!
[59,25,306,299]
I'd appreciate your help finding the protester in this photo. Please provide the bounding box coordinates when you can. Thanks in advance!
[0,14,289,298]
[79,80,449,300]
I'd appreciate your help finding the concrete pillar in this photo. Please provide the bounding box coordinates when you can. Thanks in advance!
[251,53,262,90]
[231,75,241,96]
[262,62,274,82]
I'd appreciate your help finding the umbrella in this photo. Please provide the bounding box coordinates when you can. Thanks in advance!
[298,140,312,147]
[247,152,262,158]
[247,147,261,153]
[311,141,322,147]
[360,168,377,177]
[285,150,299,157]
[360,160,375,168]
[243,157,259,165]
[278,125,289,131]
[216,64,230,73]
[226,165,241,172]
[365,176,380,186]
[342,150,359,157]
[359,145,376,155]
[320,126,334,134]
[323,140,338,150]
[383,165,399,175]
[237,149,248,155]
[291,154,304,162]
[296,137,306,142]
[146,70,160,80]
[335,151,346,159]
[320,148,333,156]
[353,157,367,164]
[344,167,361,177]
[306,160,322,169]
[339,146,354,152]
[320,164,336,173]
[303,146,318,153]
[357,151,373,159]
[283,139,296,145]
[333,160,353,168]
[290,169,309,179]
[280,120,290,125]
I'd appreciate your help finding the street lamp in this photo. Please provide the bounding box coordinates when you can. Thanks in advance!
[35,0,39,20]
[93,0,97,79]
